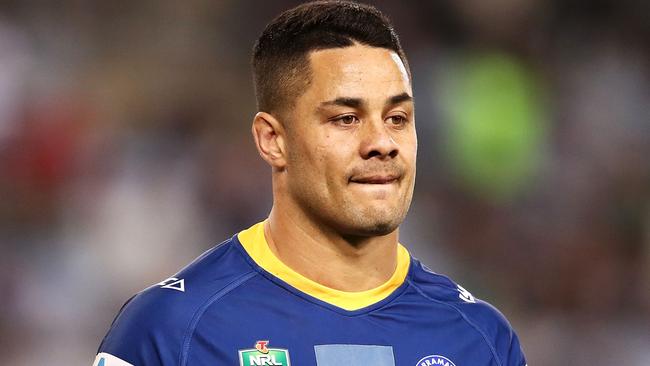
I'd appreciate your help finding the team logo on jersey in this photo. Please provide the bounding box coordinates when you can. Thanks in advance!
[239,340,291,366]
[416,355,456,366]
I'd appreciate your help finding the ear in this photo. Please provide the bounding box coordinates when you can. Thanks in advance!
[252,112,287,170]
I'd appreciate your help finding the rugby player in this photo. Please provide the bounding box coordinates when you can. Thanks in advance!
[93,2,527,365]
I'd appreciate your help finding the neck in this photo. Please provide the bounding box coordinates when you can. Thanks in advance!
[265,202,399,292]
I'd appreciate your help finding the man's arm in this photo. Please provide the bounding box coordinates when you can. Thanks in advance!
[93,282,192,366]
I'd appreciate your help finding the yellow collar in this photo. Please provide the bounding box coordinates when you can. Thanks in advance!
[237,221,410,311]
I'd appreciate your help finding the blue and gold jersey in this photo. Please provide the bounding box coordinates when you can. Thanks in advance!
[94,221,527,366]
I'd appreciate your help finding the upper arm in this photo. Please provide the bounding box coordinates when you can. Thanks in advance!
[499,320,527,366]
[94,289,190,366]
[462,299,527,366]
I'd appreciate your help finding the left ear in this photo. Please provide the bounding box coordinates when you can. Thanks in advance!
[251,112,287,171]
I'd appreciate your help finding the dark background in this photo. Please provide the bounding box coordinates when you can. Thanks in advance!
[0,1,648,364]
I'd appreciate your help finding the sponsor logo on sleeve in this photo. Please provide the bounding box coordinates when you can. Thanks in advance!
[92,353,134,366]
[416,355,456,366]
[457,284,475,303]
[157,277,185,292]
[239,340,291,366]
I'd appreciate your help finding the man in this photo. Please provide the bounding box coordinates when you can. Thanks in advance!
[94,1,527,365]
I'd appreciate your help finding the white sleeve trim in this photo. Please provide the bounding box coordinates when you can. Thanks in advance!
[93,352,134,366]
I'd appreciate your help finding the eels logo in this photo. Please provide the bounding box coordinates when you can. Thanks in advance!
[416,355,456,366]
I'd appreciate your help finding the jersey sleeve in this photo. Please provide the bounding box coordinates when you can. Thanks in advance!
[504,327,527,366]
[93,285,192,366]
[464,299,527,366]
[490,304,526,366]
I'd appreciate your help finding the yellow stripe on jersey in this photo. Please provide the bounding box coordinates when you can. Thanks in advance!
[237,221,410,311]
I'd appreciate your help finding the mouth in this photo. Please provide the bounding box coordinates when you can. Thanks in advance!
[349,174,400,185]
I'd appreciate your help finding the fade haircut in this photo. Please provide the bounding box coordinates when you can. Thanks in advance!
[252,0,410,116]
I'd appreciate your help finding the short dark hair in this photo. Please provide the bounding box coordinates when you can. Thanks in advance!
[252,0,409,116]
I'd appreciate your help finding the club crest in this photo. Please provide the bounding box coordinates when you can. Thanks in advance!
[416,355,456,366]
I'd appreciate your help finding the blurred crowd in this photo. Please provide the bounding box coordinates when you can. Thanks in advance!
[0,1,648,365]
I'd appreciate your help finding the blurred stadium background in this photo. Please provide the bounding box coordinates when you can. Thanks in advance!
[0,0,648,365]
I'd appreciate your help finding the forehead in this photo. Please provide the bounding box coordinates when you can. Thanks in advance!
[305,45,412,101]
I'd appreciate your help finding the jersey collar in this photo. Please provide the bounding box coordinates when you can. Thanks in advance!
[237,221,410,311]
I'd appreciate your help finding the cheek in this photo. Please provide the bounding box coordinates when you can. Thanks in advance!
[289,136,329,182]
[401,133,418,166]
[312,129,335,159]
[315,144,338,182]
[290,127,355,184]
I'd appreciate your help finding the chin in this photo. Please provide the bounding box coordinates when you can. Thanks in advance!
[364,221,398,236]
[344,213,403,237]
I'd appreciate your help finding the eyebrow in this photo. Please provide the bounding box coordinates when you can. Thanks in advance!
[387,92,413,106]
[320,97,363,109]
[319,92,413,109]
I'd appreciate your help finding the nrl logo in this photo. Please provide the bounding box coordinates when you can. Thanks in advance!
[239,340,291,366]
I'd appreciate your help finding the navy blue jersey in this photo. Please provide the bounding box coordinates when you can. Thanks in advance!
[94,221,526,366]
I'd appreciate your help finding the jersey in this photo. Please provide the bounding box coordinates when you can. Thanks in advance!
[93,221,527,366]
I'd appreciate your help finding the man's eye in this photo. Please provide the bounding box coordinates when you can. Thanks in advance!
[333,115,359,125]
[388,115,408,125]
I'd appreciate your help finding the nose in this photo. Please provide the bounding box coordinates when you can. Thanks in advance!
[359,118,399,160]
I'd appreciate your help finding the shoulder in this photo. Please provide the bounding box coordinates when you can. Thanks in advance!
[98,236,258,365]
[408,258,527,366]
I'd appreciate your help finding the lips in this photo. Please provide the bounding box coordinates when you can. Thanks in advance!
[349,174,400,184]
